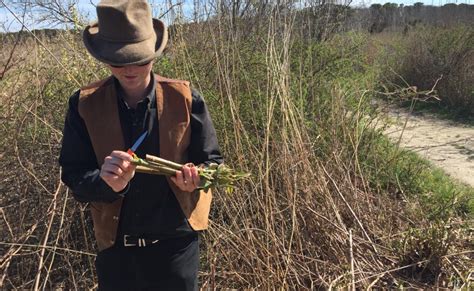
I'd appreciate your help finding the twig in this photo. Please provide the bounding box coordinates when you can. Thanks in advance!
[158,2,183,19]
[349,229,355,291]
[43,187,69,290]
[0,242,96,257]
[14,111,54,196]
[0,208,14,240]
[21,103,63,137]
[444,257,466,284]
[354,250,474,284]
[0,0,81,87]
[0,26,24,80]
[33,174,62,291]
[322,166,379,255]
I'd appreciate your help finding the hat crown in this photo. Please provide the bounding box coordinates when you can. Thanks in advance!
[97,0,153,42]
[83,0,168,66]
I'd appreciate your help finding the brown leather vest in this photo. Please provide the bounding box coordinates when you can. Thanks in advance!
[78,75,212,251]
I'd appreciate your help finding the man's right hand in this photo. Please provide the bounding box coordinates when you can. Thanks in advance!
[100,150,136,192]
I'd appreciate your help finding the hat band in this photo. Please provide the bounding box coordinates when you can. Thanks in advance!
[97,30,155,43]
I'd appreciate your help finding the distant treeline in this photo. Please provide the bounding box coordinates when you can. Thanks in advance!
[297,3,474,39]
[354,3,474,33]
[1,3,473,42]
[0,28,76,42]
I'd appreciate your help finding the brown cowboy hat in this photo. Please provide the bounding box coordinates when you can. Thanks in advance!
[83,0,168,66]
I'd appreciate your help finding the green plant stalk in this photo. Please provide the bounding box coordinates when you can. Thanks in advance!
[146,154,183,170]
[135,165,176,176]
[146,160,180,172]
[135,165,162,175]
[131,154,250,192]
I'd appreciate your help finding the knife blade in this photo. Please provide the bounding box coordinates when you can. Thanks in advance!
[127,131,147,155]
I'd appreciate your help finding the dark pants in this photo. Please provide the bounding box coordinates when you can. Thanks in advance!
[95,234,199,291]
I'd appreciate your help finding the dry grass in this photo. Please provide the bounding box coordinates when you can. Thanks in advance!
[1,1,472,289]
[375,25,474,120]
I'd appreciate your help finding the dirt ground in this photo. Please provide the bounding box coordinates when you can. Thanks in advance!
[383,107,474,188]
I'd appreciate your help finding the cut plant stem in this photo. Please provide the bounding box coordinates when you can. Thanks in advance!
[135,165,162,175]
[135,165,176,176]
[132,154,251,192]
[146,160,179,172]
[146,154,183,170]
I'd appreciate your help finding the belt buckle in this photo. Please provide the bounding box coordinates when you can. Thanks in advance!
[123,235,136,247]
[124,235,160,247]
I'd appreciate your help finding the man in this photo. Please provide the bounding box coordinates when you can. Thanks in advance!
[59,1,222,290]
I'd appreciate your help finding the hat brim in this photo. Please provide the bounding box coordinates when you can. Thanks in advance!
[83,19,168,66]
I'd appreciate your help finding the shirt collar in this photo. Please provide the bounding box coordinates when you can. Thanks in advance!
[114,72,156,109]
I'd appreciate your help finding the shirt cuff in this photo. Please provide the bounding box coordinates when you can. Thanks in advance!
[98,178,130,202]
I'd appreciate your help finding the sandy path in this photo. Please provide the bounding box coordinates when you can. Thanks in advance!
[383,108,474,188]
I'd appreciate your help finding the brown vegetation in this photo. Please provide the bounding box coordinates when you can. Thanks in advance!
[1,1,472,289]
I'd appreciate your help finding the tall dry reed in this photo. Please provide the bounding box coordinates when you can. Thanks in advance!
[1,1,471,289]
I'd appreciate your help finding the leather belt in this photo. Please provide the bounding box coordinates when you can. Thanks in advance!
[122,235,159,247]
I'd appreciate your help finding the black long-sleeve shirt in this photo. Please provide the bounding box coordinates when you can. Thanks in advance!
[59,74,223,238]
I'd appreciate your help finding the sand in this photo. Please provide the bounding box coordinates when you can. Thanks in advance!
[383,107,474,188]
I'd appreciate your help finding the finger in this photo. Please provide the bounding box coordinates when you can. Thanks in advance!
[184,163,197,183]
[100,171,116,180]
[170,175,176,183]
[110,150,133,161]
[115,174,129,185]
[101,163,134,186]
[100,172,127,191]
[182,166,193,186]
[104,151,132,166]
[190,166,199,188]
[171,170,196,192]
[104,156,132,173]
[175,170,185,187]
[102,163,124,177]
[122,166,136,181]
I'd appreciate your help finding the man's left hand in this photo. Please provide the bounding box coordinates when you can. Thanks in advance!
[170,163,200,192]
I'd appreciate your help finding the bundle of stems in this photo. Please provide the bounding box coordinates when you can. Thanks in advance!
[132,154,250,192]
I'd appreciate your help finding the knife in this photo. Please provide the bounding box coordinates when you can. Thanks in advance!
[127,131,148,156]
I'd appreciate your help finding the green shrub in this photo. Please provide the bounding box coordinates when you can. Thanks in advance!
[380,25,474,120]
[395,224,454,284]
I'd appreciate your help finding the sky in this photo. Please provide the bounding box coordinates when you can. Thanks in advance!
[0,0,472,33]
